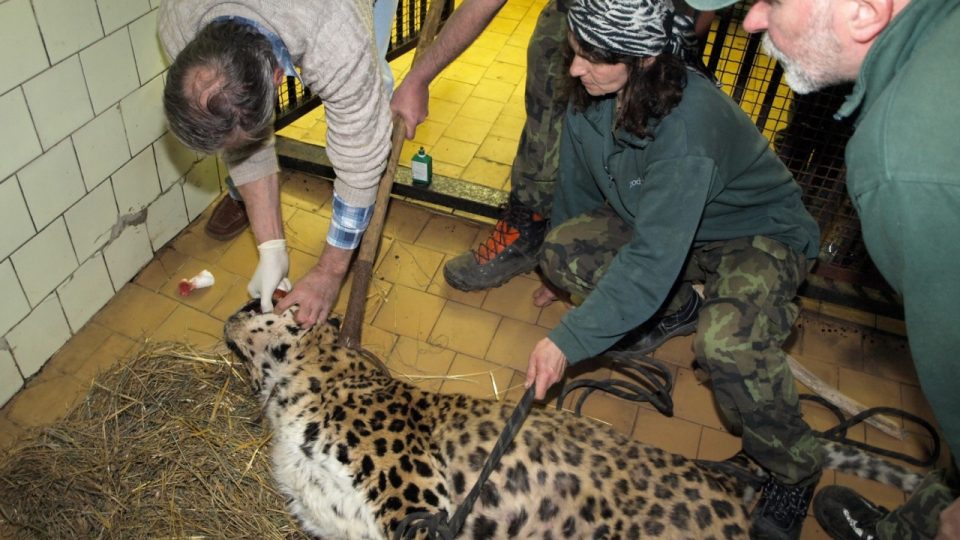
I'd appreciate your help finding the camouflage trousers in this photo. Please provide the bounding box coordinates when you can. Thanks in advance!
[509,0,568,216]
[541,206,823,484]
[878,466,959,539]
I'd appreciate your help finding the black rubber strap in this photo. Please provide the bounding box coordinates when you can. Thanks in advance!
[799,393,941,468]
[394,387,537,539]
[557,351,675,417]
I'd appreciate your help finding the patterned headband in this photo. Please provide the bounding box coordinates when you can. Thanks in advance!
[568,0,695,58]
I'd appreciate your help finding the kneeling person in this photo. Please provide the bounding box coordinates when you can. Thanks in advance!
[524,0,822,538]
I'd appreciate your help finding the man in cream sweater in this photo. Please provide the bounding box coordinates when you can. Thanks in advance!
[159,0,392,326]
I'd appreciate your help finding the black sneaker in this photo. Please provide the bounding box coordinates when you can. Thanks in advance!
[443,200,546,292]
[750,476,818,539]
[616,290,702,354]
[813,486,887,540]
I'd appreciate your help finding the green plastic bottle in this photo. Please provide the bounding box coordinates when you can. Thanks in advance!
[411,147,433,187]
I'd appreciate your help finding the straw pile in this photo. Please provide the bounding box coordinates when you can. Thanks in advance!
[0,342,307,539]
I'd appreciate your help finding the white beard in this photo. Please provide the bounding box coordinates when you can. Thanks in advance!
[759,11,847,96]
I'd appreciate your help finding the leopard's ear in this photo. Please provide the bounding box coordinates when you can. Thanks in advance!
[314,317,341,345]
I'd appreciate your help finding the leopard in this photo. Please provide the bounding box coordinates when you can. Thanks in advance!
[224,299,924,540]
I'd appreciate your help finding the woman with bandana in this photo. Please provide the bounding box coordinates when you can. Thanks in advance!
[522,0,822,538]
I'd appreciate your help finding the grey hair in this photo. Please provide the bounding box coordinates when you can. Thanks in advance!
[163,20,279,156]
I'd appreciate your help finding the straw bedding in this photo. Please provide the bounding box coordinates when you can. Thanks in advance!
[0,342,308,539]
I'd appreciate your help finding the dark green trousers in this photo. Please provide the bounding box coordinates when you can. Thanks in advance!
[508,0,567,216]
[541,206,823,484]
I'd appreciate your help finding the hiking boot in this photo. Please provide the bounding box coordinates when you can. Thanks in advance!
[616,289,702,354]
[443,201,546,291]
[750,475,818,539]
[205,195,248,241]
[813,486,887,540]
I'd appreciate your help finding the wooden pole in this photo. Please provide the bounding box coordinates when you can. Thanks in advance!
[787,353,907,440]
[338,0,448,350]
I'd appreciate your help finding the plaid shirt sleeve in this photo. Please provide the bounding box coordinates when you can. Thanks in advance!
[327,193,374,250]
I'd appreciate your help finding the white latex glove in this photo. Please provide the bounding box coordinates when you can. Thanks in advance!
[247,239,292,313]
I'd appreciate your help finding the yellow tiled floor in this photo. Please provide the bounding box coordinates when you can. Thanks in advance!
[277,0,541,192]
[0,171,942,538]
[0,4,943,539]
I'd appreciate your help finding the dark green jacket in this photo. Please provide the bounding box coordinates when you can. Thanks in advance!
[549,71,819,362]
[836,0,960,459]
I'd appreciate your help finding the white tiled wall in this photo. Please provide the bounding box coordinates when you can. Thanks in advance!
[0,0,223,405]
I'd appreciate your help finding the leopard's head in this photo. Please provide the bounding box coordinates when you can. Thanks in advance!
[224,298,340,398]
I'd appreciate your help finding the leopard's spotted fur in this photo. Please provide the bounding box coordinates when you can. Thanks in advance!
[224,302,923,540]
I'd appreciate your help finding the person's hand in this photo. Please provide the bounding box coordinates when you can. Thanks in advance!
[524,337,567,400]
[275,260,348,327]
[936,497,960,540]
[390,75,429,140]
[247,239,292,313]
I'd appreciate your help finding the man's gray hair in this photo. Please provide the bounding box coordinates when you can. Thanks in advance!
[163,20,279,156]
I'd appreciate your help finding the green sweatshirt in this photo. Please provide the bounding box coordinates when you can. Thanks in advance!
[549,70,819,362]
[835,0,960,460]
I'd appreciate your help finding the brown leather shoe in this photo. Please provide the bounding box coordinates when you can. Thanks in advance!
[205,196,248,241]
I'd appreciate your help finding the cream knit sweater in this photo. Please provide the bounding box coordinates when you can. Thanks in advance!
[158,0,391,208]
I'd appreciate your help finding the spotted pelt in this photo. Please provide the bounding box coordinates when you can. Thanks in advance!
[224,301,923,540]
